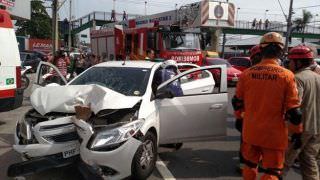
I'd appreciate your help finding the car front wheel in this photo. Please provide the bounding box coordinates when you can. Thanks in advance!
[131,131,157,180]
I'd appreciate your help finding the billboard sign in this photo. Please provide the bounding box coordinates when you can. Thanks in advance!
[0,0,14,7]
[29,39,55,53]
[0,0,31,20]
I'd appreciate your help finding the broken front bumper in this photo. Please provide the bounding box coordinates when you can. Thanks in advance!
[75,119,142,179]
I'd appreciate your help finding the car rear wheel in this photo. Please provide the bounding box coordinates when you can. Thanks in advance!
[21,75,30,90]
[131,131,157,180]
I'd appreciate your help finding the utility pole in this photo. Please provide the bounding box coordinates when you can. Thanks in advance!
[68,0,72,51]
[52,0,58,56]
[284,0,293,53]
[221,33,226,59]
[144,1,147,16]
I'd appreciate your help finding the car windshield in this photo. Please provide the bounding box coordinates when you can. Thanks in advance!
[163,33,201,50]
[207,59,231,67]
[69,67,151,96]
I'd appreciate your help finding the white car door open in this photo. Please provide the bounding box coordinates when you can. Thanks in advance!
[32,61,67,92]
[156,65,228,144]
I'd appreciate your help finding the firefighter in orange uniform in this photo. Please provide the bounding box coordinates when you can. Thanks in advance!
[233,32,302,180]
[232,44,263,173]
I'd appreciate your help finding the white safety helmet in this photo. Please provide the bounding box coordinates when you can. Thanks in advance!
[161,59,177,69]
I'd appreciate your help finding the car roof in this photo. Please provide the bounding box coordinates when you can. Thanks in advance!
[94,60,159,69]
[229,57,250,60]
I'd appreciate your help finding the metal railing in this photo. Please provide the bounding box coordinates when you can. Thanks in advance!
[234,20,320,34]
[71,11,320,35]
[71,11,141,30]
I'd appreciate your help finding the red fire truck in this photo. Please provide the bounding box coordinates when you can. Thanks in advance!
[90,0,235,66]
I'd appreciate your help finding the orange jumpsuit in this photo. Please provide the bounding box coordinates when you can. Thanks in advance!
[235,59,301,180]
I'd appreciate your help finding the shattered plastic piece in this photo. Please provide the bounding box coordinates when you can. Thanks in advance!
[30,85,141,115]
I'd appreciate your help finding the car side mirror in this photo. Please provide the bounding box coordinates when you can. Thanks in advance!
[155,87,174,99]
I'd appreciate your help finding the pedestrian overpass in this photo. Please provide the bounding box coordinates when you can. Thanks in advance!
[71,11,320,39]
[71,11,141,34]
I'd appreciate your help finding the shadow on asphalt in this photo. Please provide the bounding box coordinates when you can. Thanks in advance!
[0,133,14,147]
[0,133,83,180]
[158,147,240,179]
[0,133,20,180]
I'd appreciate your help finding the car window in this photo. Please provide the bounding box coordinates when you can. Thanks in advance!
[70,67,151,96]
[163,69,217,97]
[180,70,210,84]
[229,58,251,67]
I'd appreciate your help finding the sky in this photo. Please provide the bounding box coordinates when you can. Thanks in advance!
[55,0,320,42]
[57,0,319,22]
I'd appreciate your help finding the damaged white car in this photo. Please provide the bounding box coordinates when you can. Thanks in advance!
[9,61,228,179]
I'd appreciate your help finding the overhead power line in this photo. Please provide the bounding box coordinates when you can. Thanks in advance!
[276,0,288,21]
[294,5,320,10]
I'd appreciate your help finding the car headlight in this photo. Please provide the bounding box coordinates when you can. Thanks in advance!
[88,119,144,151]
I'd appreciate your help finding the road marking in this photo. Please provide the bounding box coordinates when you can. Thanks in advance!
[156,156,176,180]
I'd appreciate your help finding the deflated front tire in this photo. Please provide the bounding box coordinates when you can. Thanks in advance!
[131,131,157,180]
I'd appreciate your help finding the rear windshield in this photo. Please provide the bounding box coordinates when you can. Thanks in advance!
[20,53,27,61]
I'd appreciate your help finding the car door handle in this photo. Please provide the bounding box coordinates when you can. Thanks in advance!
[201,88,210,92]
[210,104,223,110]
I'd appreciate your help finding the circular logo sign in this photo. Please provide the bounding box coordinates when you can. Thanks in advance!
[214,5,224,19]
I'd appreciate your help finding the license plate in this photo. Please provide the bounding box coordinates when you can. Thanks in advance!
[63,148,79,158]
[232,77,239,82]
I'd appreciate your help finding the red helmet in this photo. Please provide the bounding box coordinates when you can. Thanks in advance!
[288,45,314,60]
[250,45,261,58]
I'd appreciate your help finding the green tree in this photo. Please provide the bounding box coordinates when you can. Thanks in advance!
[293,10,313,42]
[15,0,52,39]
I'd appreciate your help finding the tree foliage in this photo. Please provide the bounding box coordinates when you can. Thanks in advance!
[15,0,52,39]
[293,10,313,33]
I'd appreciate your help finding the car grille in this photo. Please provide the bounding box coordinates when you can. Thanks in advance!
[45,132,79,143]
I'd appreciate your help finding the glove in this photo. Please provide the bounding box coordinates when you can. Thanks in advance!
[235,119,243,133]
[291,133,302,150]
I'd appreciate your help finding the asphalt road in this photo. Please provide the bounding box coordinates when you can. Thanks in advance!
[0,74,301,180]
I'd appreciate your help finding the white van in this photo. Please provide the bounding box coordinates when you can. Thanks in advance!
[0,7,23,111]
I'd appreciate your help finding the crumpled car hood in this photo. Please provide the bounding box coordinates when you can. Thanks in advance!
[30,85,142,115]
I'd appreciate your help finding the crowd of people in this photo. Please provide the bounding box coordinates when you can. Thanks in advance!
[46,49,103,83]
[252,18,270,30]
[233,32,320,180]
